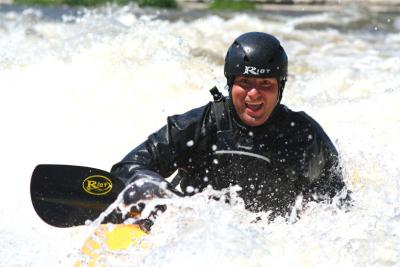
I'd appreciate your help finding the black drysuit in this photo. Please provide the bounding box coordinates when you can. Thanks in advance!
[111,96,346,216]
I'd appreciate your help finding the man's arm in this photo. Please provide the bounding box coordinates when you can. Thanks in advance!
[311,138,347,199]
[299,112,348,202]
[111,103,215,185]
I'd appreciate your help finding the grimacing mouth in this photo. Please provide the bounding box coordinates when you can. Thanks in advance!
[245,101,263,110]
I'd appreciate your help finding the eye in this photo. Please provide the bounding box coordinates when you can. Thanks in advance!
[260,80,272,88]
[237,78,248,86]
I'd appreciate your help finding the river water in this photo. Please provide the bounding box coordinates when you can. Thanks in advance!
[0,3,399,266]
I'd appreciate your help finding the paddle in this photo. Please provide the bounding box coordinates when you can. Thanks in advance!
[31,164,126,228]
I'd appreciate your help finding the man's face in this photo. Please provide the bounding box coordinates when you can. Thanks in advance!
[231,76,279,127]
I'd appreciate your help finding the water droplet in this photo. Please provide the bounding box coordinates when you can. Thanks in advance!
[290,122,295,127]
[212,144,217,151]
[186,140,194,147]
[213,159,219,164]
[308,134,313,140]
[186,186,194,193]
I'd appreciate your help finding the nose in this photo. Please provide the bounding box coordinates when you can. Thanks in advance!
[247,87,260,98]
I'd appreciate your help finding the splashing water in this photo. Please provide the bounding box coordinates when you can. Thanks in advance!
[1,4,399,267]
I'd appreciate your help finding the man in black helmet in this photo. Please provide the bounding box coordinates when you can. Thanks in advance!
[112,32,348,218]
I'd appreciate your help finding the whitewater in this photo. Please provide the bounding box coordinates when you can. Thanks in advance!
[0,3,399,266]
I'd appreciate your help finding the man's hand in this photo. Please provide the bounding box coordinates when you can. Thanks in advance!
[120,170,176,232]
[123,170,169,206]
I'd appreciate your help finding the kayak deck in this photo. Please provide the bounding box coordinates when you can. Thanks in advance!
[74,224,148,267]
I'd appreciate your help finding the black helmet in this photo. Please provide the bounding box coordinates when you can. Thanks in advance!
[224,32,288,102]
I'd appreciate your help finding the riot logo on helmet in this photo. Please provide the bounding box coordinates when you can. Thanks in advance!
[243,66,271,75]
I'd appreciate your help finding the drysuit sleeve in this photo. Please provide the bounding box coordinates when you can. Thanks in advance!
[309,133,345,198]
[301,115,348,201]
[111,102,215,185]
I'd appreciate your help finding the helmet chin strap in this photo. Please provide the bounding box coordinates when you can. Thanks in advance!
[227,76,234,90]
[276,89,281,104]
[227,76,234,99]
[277,76,286,104]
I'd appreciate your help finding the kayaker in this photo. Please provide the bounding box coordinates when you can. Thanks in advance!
[111,32,349,218]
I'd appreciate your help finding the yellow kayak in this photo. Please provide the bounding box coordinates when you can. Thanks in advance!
[74,224,148,267]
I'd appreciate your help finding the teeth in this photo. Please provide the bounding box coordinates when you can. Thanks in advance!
[246,103,262,107]
[246,102,262,105]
